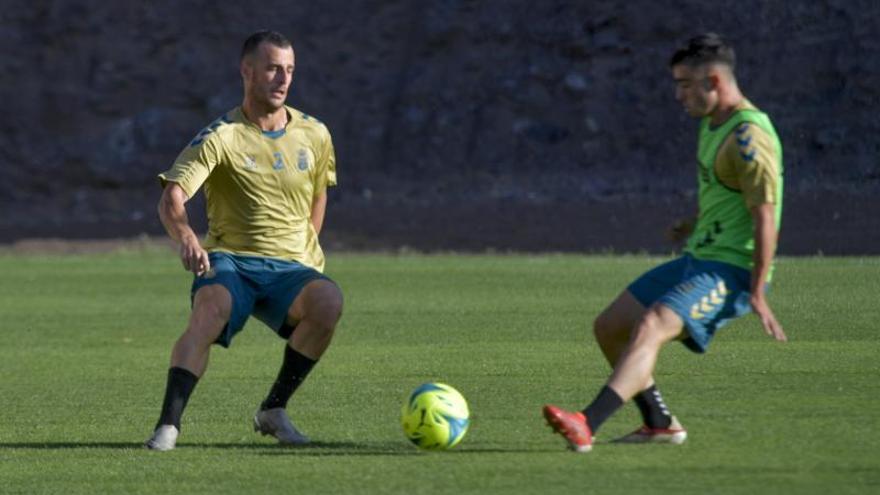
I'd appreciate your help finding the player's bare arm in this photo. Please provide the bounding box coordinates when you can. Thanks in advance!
[750,202,785,342]
[310,191,328,235]
[158,183,210,276]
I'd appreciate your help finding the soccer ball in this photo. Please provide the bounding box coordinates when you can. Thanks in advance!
[401,382,470,450]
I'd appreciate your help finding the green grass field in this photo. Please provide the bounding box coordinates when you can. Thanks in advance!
[0,250,878,494]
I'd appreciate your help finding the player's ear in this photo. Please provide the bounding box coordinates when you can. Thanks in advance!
[240,57,252,80]
[704,73,720,91]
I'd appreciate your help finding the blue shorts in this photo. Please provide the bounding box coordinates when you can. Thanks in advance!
[628,254,756,353]
[191,252,331,348]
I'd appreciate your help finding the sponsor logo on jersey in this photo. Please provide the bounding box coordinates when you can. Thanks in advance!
[273,152,285,171]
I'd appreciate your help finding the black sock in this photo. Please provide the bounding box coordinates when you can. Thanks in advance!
[156,367,199,430]
[633,385,673,429]
[582,386,624,433]
[260,345,317,410]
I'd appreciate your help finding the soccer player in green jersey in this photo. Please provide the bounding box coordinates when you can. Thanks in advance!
[543,33,787,452]
[145,30,343,451]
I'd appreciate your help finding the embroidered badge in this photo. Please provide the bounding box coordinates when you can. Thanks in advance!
[297,149,310,171]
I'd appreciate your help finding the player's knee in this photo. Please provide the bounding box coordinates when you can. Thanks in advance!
[630,312,662,346]
[316,296,343,329]
[306,283,344,330]
[180,316,225,348]
[630,308,678,348]
[199,300,230,324]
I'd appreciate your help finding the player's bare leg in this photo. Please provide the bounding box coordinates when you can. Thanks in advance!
[594,291,646,368]
[286,279,344,360]
[607,304,684,399]
[255,279,343,445]
[146,285,231,451]
[170,285,232,376]
[593,292,685,441]
[545,303,684,452]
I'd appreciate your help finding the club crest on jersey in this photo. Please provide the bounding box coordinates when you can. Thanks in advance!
[243,155,257,171]
[297,149,310,171]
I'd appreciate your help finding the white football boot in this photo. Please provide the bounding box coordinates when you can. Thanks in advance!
[253,408,310,445]
[614,416,688,444]
[145,425,179,451]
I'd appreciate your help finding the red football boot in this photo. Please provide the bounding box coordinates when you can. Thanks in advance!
[542,404,593,453]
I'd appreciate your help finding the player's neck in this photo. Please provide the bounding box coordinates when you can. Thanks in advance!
[709,91,745,127]
[241,100,289,132]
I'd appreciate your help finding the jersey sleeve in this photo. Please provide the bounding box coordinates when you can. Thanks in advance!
[313,124,337,193]
[157,136,223,198]
[727,123,781,209]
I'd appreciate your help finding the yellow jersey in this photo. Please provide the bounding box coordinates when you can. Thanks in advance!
[158,106,337,272]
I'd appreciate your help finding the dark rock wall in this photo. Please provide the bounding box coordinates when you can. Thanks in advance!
[2,0,878,252]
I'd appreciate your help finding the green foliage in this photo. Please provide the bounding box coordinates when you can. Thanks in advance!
[0,252,877,494]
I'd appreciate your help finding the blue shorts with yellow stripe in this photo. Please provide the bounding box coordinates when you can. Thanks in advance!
[191,252,331,348]
[627,254,755,353]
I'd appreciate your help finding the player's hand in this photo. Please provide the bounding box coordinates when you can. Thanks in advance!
[666,218,695,243]
[750,294,786,342]
[179,234,210,276]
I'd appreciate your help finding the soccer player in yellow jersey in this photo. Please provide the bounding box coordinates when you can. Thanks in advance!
[146,31,343,451]
[544,33,787,452]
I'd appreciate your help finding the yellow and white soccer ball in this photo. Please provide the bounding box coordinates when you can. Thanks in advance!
[401,382,470,450]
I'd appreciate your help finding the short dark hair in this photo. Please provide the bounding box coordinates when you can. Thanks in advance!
[241,30,292,60]
[669,33,735,70]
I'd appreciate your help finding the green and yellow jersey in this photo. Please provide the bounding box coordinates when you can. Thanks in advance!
[158,106,337,272]
[685,100,783,275]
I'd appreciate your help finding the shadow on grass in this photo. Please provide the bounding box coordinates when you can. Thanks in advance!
[0,442,146,450]
[0,440,561,455]
[255,441,562,457]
